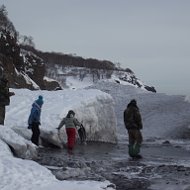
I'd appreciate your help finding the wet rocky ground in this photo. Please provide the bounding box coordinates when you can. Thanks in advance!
[35,141,190,190]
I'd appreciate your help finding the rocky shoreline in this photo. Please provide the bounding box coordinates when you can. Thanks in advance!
[35,142,190,190]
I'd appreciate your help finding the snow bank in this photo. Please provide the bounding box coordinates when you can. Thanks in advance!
[0,88,116,190]
[0,130,56,190]
[0,156,57,190]
[6,88,117,146]
[0,126,115,190]
[88,81,190,141]
[0,136,115,190]
[0,125,37,159]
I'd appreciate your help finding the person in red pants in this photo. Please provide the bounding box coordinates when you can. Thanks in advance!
[57,110,82,153]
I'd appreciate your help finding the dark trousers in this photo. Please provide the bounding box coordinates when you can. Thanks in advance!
[0,106,5,125]
[31,123,40,146]
[127,129,143,157]
[128,129,143,145]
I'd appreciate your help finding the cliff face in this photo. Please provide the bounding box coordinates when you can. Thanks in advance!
[0,26,155,93]
[0,54,36,89]
[0,53,61,91]
[0,32,61,90]
[0,35,156,93]
[45,63,156,93]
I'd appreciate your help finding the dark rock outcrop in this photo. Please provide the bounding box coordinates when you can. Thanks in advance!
[144,85,157,93]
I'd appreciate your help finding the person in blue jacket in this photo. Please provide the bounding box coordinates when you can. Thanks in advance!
[28,95,44,146]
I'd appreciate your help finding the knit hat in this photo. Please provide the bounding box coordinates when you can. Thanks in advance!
[35,95,44,107]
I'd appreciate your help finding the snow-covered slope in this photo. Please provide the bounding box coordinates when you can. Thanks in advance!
[0,86,118,190]
[46,66,156,92]
[1,80,190,190]
[6,88,117,144]
[87,81,190,141]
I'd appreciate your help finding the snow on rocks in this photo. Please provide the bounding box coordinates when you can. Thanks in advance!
[5,88,117,148]
[0,125,37,159]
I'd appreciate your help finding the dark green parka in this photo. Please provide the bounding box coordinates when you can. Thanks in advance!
[124,101,143,130]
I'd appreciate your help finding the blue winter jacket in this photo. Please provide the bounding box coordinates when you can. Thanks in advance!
[28,102,42,125]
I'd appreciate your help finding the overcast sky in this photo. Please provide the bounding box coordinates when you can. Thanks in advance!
[2,0,190,95]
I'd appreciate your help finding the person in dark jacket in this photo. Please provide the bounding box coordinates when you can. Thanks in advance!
[28,95,44,146]
[57,110,82,153]
[0,65,15,125]
[123,99,143,158]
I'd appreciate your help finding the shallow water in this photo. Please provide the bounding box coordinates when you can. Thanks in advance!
[36,141,190,190]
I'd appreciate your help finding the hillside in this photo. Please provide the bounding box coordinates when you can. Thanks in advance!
[0,5,156,92]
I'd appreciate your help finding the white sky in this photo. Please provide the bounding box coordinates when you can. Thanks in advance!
[1,0,190,95]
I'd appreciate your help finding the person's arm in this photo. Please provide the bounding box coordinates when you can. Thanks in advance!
[34,110,41,124]
[73,118,81,128]
[57,118,65,130]
[135,110,143,129]
[28,112,33,126]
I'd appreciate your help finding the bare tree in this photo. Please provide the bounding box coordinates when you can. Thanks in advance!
[0,5,16,35]
[20,35,35,48]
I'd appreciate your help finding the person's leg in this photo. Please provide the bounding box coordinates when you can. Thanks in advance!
[132,130,143,158]
[135,130,143,145]
[128,129,142,158]
[31,125,35,145]
[128,129,137,157]
[66,128,76,151]
[128,129,135,145]
[0,106,5,125]
[31,123,40,146]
